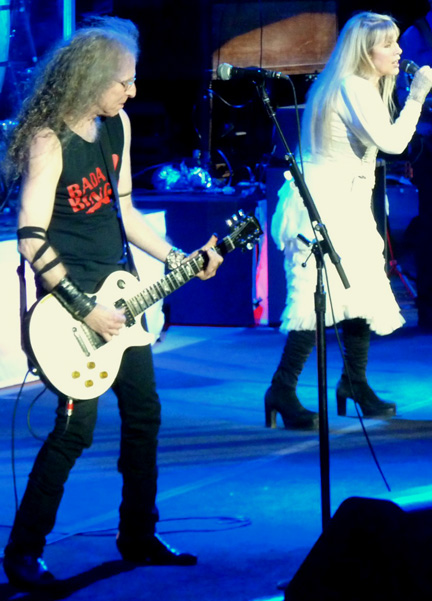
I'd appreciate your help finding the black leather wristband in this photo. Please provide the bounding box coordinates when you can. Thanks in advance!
[51,276,96,320]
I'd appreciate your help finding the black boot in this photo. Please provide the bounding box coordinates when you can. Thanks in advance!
[3,545,55,591]
[116,532,197,565]
[336,319,396,419]
[265,330,318,431]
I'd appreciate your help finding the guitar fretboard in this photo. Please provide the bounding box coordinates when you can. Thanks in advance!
[126,252,207,317]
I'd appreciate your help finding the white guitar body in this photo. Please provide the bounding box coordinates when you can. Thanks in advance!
[24,212,262,400]
[28,271,155,400]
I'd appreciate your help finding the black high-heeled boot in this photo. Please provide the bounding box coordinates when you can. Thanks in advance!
[337,318,397,419]
[265,330,318,431]
[336,375,396,418]
[265,385,319,430]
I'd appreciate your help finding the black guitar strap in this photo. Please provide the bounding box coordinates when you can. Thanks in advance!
[16,256,40,374]
[17,255,28,349]
[100,117,139,279]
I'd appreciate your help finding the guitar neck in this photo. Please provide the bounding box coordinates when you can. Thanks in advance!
[119,236,235,319]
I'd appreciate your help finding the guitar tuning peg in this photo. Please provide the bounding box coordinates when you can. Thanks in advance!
[226,218,233,228]
[238,209,245,218]
[231,213,239,222]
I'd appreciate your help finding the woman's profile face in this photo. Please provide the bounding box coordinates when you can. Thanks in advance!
[369,34,402,79]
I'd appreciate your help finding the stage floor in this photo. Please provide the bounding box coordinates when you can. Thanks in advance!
[1,292,432,600]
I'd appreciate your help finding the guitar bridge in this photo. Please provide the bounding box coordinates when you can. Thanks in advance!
[81,323,105,350]
[115,298,135,327]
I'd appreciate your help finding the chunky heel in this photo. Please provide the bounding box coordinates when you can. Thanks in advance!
[336,392,347,417]
[265,406,277,428]
[336,376,396,418]
[264,385,319,431]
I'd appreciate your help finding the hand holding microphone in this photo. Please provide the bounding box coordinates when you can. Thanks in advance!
[401,59,432,104]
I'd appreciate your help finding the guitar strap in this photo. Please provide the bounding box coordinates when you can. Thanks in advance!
[17,256,28,348]
[16,256,40,373]
[16,117,138,354]
[100,117,139,279]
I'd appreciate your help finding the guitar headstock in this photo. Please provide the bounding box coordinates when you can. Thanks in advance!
[218,210,263,255]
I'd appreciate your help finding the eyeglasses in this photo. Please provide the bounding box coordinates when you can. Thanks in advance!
[118,76,136,91]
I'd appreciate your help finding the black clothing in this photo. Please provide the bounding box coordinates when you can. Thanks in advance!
[48,115,127,293]
[397,15,432,328]
[9,345,161,557]
[7,114,162,561]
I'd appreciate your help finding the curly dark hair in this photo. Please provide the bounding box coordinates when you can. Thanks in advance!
[5,16,139,180]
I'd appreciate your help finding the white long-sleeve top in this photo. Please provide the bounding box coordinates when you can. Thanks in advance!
[272,75,422,335]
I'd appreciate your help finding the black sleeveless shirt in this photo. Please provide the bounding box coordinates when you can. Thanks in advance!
[47,114,127,293]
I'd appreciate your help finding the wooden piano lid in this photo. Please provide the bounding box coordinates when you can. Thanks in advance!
[212,7,337,76]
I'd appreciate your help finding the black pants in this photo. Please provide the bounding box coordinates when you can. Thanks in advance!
[8,344,161,558]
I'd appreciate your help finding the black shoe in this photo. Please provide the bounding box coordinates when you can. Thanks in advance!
[116,533,198,566]
[3,551,55,591]
[336,376,396,419]
[264,385,319,431]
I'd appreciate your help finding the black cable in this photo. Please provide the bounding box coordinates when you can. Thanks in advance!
[284,77,304,175]
[75,516,252,538]
[0,515,252,558]
[287,74,392,492]
[321,251,392,492]
[26,384,48,442]
[207,87,253,110]
[11,369,32,513]
[213,147,234,186]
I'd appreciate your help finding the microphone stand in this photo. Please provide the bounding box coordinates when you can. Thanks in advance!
[254,81,350,530]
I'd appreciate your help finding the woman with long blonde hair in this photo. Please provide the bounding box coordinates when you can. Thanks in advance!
[266,12,432,430]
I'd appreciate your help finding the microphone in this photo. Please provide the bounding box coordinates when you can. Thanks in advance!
[400,59,419,75]
[217,63,288,81]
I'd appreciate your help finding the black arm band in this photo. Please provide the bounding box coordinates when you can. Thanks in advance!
[35,256,63,278]
[51,276,96,320]
[17,226,47,241]
[18,226,63,279]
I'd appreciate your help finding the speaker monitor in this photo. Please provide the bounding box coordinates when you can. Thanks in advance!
[284,496,432,601]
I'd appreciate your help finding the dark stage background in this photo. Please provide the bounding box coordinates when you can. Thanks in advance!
[111,0,432,186]
[1,0,431,184]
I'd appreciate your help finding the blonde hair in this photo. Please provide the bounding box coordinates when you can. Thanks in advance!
[304,11,399,154]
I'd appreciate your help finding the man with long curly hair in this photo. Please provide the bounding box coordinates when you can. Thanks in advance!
[2,16,222,591]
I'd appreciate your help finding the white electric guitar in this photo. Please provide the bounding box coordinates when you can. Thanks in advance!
[24,212,262,400]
